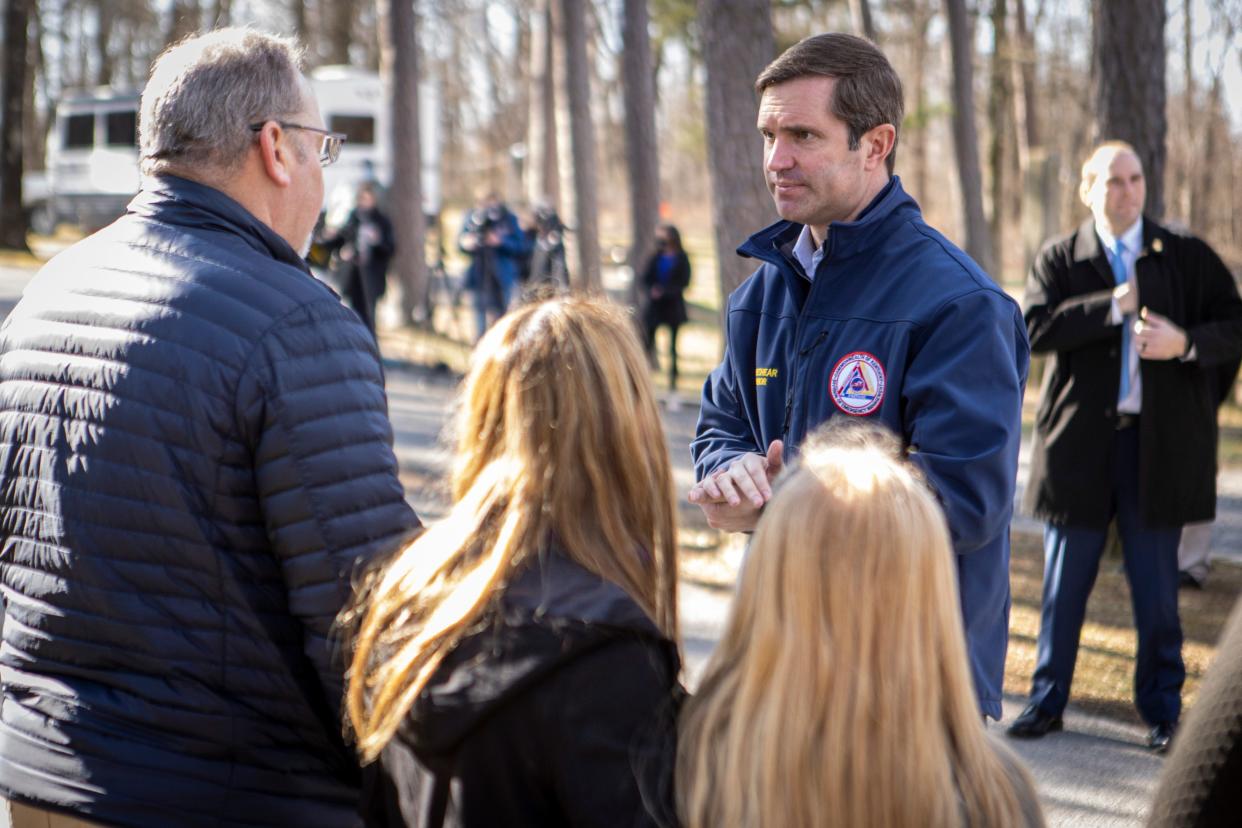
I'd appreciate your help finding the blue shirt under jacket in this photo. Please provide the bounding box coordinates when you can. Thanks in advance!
[691,176,1030,718]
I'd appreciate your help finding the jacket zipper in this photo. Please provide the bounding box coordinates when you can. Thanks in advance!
[780,238,834,443]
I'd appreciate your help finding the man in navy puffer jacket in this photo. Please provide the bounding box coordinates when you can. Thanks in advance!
[0,30,420,827]
[689,34,1028,720]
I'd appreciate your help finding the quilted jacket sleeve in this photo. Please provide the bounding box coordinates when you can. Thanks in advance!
[235,298,421,708]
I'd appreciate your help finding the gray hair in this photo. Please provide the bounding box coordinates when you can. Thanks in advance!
[140,28,307,176]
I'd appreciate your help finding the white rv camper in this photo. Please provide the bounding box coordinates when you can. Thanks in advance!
[29,87,142,233]
[312,65,441,229]
[26,68,439,234]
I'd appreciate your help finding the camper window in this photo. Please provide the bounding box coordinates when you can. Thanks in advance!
[329,115,374,146]
[106,111,138,147]
[64,114,94,149]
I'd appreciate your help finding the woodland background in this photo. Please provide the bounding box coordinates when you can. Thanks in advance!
[0,0,1240,320]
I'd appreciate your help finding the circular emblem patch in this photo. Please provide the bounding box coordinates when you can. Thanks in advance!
[830,351,886,416]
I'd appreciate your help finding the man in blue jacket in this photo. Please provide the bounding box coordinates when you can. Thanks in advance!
[690,33,1029,720]
[459,193,529,340]
[0,29,420,827]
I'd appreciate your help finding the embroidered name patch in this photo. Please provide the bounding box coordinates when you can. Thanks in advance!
[830,351,886,416]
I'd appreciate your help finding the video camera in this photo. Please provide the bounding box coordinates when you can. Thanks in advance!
[466,204,509,236]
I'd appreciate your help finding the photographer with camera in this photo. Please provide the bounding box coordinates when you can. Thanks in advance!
[527,203,569,290]
[459,192,528,340]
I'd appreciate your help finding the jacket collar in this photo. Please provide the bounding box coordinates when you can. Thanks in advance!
[1074,215,1167,286]
[737,175,916,280]
[126,174,311,274]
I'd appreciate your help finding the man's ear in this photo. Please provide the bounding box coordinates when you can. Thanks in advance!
[1078,177,1093,208]
[860,123,897,172]
[255,122,294,188]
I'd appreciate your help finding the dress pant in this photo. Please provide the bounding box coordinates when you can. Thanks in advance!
[1028,424,1184,726]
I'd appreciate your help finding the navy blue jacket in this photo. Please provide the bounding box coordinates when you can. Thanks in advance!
[458,207,529,295]
[692,177,1029,718]
[0,175,421,826]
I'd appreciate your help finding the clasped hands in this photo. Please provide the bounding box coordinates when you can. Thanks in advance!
[1113,283,1190,360]
[688,440,784,533]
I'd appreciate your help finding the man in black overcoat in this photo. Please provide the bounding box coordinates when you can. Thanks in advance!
[1010,141,1242,752]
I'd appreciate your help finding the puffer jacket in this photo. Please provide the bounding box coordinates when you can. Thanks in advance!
[0,175,421,827]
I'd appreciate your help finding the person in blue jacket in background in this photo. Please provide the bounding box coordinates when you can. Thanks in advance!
[459,193,529,340]
[689,32,1029,721]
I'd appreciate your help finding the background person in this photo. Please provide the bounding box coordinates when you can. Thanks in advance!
[348,296,683,828]
[677,424,1043,828]
[1012,141,1242,751]
[323,180,396,337]
[458,193,528,339]
[0,29,420,828]
[641,223,692,396]
[689,32,1027,720]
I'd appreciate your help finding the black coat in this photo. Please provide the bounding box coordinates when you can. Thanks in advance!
[0,175,421,827]
[641,251,691,328]
[1023,217,1242,528]
[329,207,396,300]
[362,550,682,828]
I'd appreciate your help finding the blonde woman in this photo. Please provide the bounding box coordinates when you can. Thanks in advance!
[347,296,682,827]
[677,425,1044,828]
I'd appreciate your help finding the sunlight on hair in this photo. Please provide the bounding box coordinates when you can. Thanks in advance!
[345,295,679,763]
[677,423,1032,828]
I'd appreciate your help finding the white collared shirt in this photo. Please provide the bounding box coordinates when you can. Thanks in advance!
[792,224,826,281]
[1100,218,1144,414]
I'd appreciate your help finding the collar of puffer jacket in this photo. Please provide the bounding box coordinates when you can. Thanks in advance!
[126,174,312,274]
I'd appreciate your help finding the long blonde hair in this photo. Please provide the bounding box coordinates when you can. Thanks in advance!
[677,425,1033,828]
[347,296,679,763]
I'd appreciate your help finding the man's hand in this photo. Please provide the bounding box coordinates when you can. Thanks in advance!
[1114,281,1139,315]
[689,440,784,533]
[1134,309,1189,360]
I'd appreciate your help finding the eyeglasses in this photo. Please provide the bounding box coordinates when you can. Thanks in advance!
[249,121,346,167]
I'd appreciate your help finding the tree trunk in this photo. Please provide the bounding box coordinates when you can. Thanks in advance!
[849,0,877,41]
[557,0,600,291]
[1092,0,1166,219]
[907,1,933,209]
[987,0,1011,278]
[291,0,309,48]
[699,0,775,302]
[945,0,995,275]
[207,0,232,28]
[325,1,353,65]
[1182,0,1195,222]
[527,0,559,206]
[0,0,31,251]
[164,0,200,48]
[1191,76,1221,233]
[94,0,114,86]
[621,0,659,301]
[380,0,427,324]
[1012,0,1040,160]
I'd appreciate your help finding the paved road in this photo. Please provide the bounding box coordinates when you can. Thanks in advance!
[0,261,1168,826]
